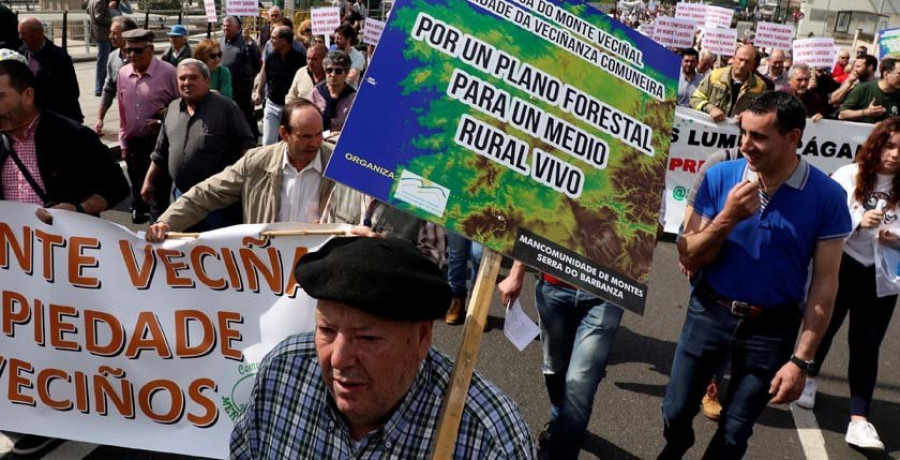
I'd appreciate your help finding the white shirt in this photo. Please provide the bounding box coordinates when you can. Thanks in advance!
[832,163,898,266]
[278,147,323,223]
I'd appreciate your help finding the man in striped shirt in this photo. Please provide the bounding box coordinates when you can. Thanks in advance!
[231,237,535,459]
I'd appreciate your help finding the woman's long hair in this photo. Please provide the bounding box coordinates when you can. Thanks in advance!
[855,117,900,207]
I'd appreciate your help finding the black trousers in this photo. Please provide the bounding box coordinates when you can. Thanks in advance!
[812,253,897,417]
[124,135,171,220]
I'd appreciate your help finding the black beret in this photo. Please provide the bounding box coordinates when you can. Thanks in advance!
[295,237,452,321]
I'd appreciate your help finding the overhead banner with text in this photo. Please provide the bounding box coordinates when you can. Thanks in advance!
[326,0,680,313]
[663,107,873,233]
[0,202,348,458]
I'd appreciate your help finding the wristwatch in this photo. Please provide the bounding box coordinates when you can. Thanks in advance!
[790,355,814,373]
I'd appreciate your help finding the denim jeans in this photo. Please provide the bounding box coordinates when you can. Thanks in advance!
[95,39,111,95]
[447,233,483,297]
[660,291,801,459]
[262,99,284,146]
[535,279,623,459]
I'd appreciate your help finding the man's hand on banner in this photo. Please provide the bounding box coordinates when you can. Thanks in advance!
[346,225,384,238]
[146,221,171,242]
[709,106,726,123]
[35,202,82,224]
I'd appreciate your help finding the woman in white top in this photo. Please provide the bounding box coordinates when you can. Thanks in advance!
[797,117,900,452]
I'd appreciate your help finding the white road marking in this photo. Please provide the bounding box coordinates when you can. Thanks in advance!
[791,403,830,460]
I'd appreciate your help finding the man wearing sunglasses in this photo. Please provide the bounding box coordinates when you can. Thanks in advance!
[117,28,178,223]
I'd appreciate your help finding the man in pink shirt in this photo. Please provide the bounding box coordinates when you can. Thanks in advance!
[117,28,177,223]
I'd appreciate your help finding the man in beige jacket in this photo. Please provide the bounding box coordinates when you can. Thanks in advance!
[145,99,334,241]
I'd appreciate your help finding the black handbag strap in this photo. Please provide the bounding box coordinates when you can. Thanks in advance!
[0,134,50,204]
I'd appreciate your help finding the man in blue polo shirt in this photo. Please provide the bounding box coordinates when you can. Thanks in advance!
[659,91,851,458]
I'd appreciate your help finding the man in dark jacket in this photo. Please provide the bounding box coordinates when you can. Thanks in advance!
[0,57,127,218]
[17,17,83,122]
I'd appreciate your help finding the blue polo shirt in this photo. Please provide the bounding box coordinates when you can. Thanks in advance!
[694,158,851,308]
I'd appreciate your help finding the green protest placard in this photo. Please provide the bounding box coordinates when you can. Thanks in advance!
[326,0,679,313]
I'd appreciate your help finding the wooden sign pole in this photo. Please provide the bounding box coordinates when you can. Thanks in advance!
[431,248,502,459]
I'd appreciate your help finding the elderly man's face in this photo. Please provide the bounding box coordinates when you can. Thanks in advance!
[109,22,127,49]
[17,22,43,50]
[169,35,186,49]
[177,64,209,102]
[315,300,432,436]
[222,19,239,40]
[732,45,756,80]
[769,52,784,76]
[280,105,324,164]
[124,41,153,71]
[308,47,326,74]
[789,70,811,94]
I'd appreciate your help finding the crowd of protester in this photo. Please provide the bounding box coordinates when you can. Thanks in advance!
[0,1,898,459]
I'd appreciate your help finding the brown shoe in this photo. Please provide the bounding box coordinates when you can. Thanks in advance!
[702,381,722,421]
[445,296,466,325]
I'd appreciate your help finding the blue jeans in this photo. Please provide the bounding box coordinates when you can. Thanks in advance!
[262,99,284,146]
[660,291,801,459]
[535,279,623,459]
[95,39,111,94]
[447,233,483,297]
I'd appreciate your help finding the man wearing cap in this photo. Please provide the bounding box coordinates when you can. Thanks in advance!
[117,28,178,223]
[162,24,192,67]
[231,236,535,459]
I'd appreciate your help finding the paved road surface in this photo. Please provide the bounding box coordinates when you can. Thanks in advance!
[1,60,898,460]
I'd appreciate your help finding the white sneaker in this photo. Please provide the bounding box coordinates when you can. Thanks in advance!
[794,377,817,409]
[845,420,885,451]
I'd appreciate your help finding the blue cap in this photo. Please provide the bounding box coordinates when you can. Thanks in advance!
[166,24,188,37]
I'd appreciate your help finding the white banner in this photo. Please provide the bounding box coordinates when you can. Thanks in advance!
[225,0,257,17]
[363,18,386,46]
[793,37,836,68]
[675,3,706,25]
[311,7,342,36]
[702,28,738,56]
[704,5,734,30]
[653,16,697,48]
[753,21,794,50]
[203,0,217,23]
[663,107,873,233]
[0,202,349,458]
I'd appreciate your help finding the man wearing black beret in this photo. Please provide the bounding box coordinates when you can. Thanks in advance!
[230,236,535,459]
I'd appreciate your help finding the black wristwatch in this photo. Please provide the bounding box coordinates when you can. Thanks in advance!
[73,202,85,213]
[790,355,814,373]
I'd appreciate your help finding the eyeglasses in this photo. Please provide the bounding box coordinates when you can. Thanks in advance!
[302,28,312,33]
[325,67,345,75]
[210,52,223,58]
[314,39,324,43]
[124,46,148,55]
